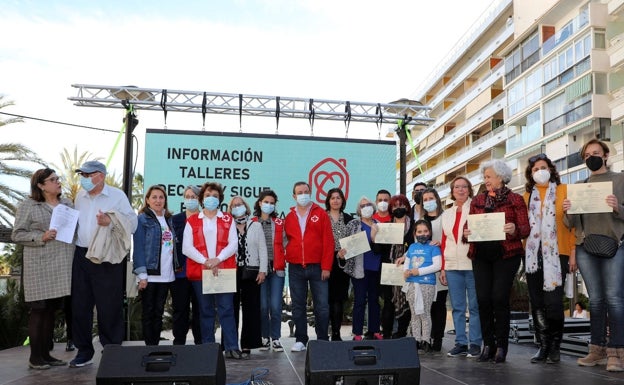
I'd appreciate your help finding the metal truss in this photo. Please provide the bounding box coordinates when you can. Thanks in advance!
[69,84,433,128]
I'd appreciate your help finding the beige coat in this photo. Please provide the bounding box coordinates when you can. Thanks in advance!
[12,198,75,302]
[440,198,472,271]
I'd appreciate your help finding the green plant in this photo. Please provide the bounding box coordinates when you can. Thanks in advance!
[0,278,29,349]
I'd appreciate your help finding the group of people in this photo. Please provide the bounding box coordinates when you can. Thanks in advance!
[10,138,624,373]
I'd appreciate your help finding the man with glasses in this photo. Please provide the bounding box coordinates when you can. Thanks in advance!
[69,160,137,368]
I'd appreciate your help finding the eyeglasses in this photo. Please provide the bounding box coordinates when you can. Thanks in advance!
[529,153,548,163]
[359,203,373,208]
[43,176,62,183]
[78,171,99,177]
[453,185,469,190]
[414,189,426,193]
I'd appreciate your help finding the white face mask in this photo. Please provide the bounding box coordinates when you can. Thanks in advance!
[377,201,389,212]
[533,169,551,185]
[360,206,374,218]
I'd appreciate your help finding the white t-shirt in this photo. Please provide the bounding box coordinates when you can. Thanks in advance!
[148,215,175,283]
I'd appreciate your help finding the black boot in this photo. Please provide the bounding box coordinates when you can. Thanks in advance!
[530,309,550,363]
[329,301,343,341]
[476,344,495,362]
[494,347,507,363]
[420,340,432,354]
[546,318,563,364]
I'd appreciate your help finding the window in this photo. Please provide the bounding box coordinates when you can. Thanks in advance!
[594,31,606,49]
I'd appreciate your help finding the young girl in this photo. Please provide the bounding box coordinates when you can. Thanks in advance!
[403,219,442,353]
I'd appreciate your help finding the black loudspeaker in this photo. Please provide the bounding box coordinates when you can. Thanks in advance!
[305,337,420,385]
[96,344,226,385]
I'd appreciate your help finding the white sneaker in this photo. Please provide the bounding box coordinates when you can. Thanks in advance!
[259,338,270,351]
[272,339,284,352]
[291,341,306,352]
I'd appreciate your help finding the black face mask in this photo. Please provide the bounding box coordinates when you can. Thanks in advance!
[392,207,407,218]
[414,191,423,205]
[586,155,604,172]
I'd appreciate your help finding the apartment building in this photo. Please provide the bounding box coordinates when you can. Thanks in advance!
[403,0,622,202]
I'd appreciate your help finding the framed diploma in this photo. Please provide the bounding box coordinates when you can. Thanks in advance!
[380,263,405,286]
[467,212,505,242]
[375,223,404,244]
[202,268,237,294]
[567,182,612,214]
[339,231,371,260]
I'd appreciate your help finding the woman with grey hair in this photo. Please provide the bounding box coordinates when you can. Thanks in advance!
[339,196,383,340]
[464,159,530,363]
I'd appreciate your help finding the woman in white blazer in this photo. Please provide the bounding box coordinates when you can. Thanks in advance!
[440,176,482,358]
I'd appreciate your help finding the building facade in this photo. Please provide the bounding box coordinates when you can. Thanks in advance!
[403,0,624,202]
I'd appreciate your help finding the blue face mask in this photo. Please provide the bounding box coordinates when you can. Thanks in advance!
[261,203,275,214]
[184,199,199,211]
[203,196,220,211]
[296,193,311,207]
[80,176,96,192]
[231,205,247,217]
[423,201,438,213]
[416,235,430,244]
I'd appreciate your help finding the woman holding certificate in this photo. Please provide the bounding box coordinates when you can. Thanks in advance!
[522,154,576,364]
[465,159,530,363]
[341,196,383,341]
[12,168,74,369]
[440,177,482,358]
[563,139,624,372]
[182,182,242,359]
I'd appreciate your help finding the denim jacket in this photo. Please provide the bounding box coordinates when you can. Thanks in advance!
[133,209,179,276]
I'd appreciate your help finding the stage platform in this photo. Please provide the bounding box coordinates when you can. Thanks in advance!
[1,323,623,385]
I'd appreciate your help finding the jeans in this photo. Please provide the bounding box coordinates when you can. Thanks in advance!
[351,269,381,335]
[141,282,170,345]
[260,271,285,340]
[472,254,521,350]
[446,270,482,347]
[576,244,624,347]
[288,263,329,344]
[190,281,239,351]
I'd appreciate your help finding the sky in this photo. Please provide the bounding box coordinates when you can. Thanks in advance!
[0,0,495,180]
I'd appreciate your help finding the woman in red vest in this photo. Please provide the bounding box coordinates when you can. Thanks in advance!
[182,182,244,359]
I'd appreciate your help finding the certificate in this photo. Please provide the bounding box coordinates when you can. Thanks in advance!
[375,223,404,244]
[339,231,371,260]
[467,212,505,242]
[202,268,237,294]
[49,204,79,244]
[380,263,405,286]
[567,182,612,214]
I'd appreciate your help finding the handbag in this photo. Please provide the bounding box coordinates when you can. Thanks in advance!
[583,234,619,259]
[241,265,260,281]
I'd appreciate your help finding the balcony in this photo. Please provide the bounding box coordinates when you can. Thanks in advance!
[542,10,589,57]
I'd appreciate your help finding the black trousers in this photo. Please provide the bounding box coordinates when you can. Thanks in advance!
[141,282,170,345]
[170,277,202,344]
[71,247,124,360]
[430,290,448,343]
[472,254,521,350]
[233,270,262,349]
[526,255,569,323]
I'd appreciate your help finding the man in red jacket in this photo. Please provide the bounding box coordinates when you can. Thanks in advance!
[284,181,334,352]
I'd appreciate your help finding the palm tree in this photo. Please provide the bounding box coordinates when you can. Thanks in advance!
[0,143,45,228]
[0,97,46,229]
[52,147,100,202]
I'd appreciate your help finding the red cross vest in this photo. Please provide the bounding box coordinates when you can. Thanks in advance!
[185,212,235,281]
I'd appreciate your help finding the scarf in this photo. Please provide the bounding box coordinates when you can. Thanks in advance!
[484,185,511,211]
[525,182,561,291]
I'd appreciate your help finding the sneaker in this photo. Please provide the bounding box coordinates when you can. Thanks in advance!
[353,335,363,341]
[272,339,284,352]
[259,338,270,351]
[291,341,306,352]
[447,344,468,357]
[373,333,383,340]
[69,357,93,368]
[467,344,481,358]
